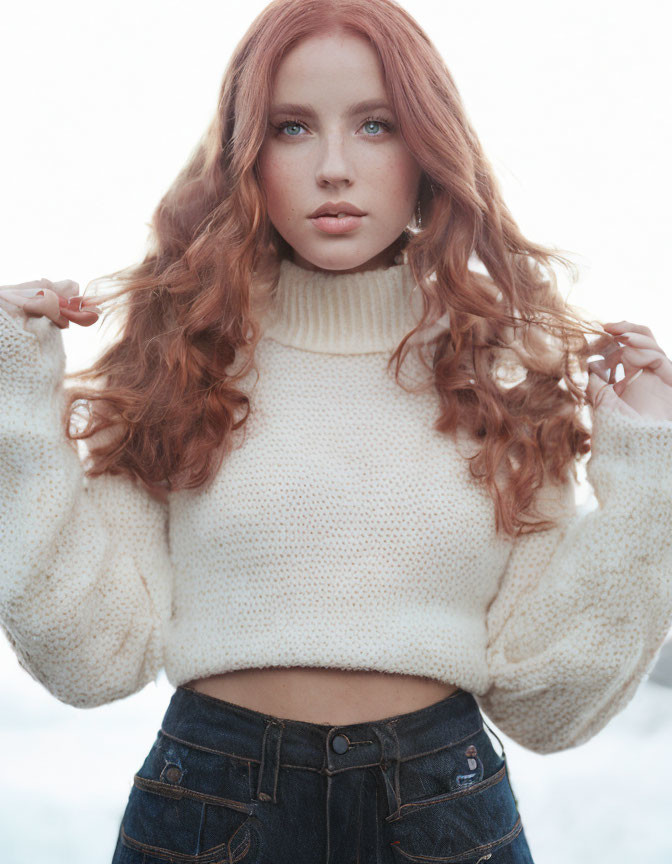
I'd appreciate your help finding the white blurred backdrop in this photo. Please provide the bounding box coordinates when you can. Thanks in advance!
[1,1,671,862]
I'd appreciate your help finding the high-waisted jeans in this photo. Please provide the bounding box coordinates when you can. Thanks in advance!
[111,684,535,863]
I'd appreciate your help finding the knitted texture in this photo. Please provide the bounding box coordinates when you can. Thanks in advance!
[1,258,671,754]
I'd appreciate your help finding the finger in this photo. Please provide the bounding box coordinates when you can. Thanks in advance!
[59,306,100,327]
[0,286,52,307]
[587,357,610,382]
[613,367,644,398]
[591,345,629,384]
[593,344,672,388]
[22,289,60,318]
[0,280,80,306]
[62,294,99,312]
[616,345,672,383]
[22,288,69,329]
[586,370,611,406]
[0,283,95,328]
[614,331,666,354]
[49,279,80,300]
[602,320,654,340]
[588,339,624,381]
[586,371,641,419]
[0,278,53,294]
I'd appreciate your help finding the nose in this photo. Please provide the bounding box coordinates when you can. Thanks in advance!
[314,132,353,187]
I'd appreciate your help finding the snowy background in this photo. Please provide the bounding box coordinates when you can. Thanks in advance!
[1,0,671,861]
[2,653,672,862]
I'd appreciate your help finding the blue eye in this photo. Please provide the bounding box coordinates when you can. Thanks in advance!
[277,121,303,137]
[361,118,391,135]
[274,116,394,138]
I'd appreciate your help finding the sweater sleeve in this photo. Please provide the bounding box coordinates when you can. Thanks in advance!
[0,305,173,708]
[474,398,672,754]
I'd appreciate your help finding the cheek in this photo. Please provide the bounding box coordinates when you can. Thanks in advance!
[394,153,423,202]
[369,150,422,212]
[259,143,298,189]
[258,148,303,220]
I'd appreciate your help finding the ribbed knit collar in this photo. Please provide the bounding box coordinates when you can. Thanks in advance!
[259,256,424,355]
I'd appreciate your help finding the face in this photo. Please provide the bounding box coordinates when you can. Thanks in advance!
[257,30,423,274]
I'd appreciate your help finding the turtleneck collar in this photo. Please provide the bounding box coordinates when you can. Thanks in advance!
[258,256,426,355]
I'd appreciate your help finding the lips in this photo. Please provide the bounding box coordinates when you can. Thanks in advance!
[309,201,366,218]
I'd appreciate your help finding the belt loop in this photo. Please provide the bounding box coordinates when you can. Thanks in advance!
[372,722,402,818]
[256,719,284,804]
[481,716,506,761]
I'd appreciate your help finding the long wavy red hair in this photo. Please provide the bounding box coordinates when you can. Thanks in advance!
[62,0,619,537]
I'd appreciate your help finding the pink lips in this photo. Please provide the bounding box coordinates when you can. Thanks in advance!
[309,201,366,219]
[309,215,364,234]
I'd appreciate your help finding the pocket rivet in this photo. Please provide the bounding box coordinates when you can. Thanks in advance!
[164,765,182,784]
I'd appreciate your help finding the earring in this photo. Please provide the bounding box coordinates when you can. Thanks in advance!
[415,199,422,230]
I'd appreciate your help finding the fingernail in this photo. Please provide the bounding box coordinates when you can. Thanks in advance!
[623,368,644,388]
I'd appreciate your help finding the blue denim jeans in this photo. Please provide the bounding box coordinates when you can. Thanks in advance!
[111,684,535,863]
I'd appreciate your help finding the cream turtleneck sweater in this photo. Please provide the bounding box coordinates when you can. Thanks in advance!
[1,257,671,754]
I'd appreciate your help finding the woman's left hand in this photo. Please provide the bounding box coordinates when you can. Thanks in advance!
[586,320,672,421]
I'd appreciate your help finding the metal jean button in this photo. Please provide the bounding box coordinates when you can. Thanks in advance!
[331,733,350,754]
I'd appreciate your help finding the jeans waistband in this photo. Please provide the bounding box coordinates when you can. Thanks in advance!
[160,685,494,775]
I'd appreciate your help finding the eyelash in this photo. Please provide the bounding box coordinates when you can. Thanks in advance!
[273,115,394,138]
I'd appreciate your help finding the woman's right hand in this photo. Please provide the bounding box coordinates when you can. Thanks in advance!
[0,278,101,328]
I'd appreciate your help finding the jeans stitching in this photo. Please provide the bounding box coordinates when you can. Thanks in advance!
[389,814,523,863]
[160,723,483,773]
[385,763,508,823]
[120,819,252,863]
[133,774,255,816]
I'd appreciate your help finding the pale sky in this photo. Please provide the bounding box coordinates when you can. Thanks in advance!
[1,0,670,376]
[1,3,671,863]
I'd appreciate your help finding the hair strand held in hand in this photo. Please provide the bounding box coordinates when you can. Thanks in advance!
[60,0,619,536]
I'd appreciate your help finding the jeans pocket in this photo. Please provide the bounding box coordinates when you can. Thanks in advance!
[381,727,521,862]
[391,726,504,811]
[118,731,261,863]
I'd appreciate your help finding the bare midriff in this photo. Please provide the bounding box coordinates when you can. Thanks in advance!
[181,667,461,724]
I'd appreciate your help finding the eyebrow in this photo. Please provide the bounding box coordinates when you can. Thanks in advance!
[269,98,393,117]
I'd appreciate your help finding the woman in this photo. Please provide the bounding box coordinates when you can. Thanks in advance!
[1,0,671,861]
